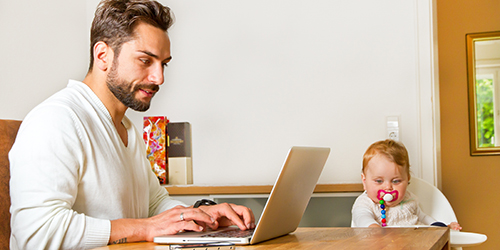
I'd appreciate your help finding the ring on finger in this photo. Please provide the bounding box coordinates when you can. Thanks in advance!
[180,212,185,221]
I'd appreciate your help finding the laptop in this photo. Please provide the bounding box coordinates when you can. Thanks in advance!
[154,146,330,245]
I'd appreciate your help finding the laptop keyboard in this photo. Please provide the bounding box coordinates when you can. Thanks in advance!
[201,228,255,238]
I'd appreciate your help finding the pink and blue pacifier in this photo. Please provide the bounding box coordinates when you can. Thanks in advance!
[377,190,399,227]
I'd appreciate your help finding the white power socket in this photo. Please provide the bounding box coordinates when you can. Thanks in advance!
[387,116,400,141]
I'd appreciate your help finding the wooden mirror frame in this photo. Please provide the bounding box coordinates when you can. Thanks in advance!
[467,31,500,155]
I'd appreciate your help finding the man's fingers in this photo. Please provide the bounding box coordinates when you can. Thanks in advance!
[175,221,205,233]
[176,207,215,225]
[230,204,255,229]
[207,203,249,230]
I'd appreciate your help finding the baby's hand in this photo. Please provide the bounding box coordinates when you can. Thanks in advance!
[448,222,462,231]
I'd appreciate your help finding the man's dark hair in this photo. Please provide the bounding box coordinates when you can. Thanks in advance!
[88,0,174,71]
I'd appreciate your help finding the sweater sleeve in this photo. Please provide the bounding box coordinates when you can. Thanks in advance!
[128,124,187,216]
[416,205,436,225]
[147,163,187,216]
[351,192,379,227]
[9,104,110,250]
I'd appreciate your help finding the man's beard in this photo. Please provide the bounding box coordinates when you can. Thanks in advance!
[106,62,159,112]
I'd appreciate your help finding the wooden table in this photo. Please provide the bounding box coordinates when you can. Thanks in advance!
[92,227,450,250]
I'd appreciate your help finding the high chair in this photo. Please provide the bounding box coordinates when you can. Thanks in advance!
[407,177,487,249]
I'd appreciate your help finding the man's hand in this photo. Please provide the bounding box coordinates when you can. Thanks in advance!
[109,203,255,244]
[198,203,255,231]
[109,205,216,244]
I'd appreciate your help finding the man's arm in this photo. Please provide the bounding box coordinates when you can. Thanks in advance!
[10,105,111,249]
[108,203,254,244]
[109,205,212,243]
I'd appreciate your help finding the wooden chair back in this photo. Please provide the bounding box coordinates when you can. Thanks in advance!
[0,119,22,249]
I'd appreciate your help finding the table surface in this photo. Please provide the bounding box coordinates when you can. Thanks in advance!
[92,227,450,250]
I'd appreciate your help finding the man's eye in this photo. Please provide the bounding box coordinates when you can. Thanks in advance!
[140,59,150,65]
[162,63,168,68]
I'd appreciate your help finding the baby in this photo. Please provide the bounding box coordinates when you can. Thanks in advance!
[351,139,461,230]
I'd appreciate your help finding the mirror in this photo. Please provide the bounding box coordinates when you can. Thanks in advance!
[467,31,500,155]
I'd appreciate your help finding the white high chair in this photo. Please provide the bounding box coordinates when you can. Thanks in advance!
[407,177,487,249]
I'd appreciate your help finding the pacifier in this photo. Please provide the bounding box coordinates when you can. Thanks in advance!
[377,190,399,227]
[377,190,398,202]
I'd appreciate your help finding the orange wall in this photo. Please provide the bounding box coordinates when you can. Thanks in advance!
[437,0,500,249]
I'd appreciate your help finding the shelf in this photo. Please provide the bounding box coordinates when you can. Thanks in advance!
[164,183,364,196]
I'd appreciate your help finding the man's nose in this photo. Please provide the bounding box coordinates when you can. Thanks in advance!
[149,64,164,85]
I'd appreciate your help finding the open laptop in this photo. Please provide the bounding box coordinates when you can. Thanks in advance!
[154,146,330,245]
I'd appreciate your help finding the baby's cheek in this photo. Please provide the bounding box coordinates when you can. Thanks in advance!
[395,190,406,204]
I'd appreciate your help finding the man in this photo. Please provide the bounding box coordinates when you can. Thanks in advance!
[9,0,255,249]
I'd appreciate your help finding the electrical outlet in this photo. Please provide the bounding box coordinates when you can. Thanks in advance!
[387,116,400,141]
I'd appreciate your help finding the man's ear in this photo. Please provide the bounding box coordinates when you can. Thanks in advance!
[93,41,113,72]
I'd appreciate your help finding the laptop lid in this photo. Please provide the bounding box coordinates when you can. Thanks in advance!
[154,146,330,245]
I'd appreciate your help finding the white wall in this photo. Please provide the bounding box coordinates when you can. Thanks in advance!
[0,0,89,117]
[0,0,440,186]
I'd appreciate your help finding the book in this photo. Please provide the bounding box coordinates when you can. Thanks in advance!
[143,116,168,184]
[167,122,193,185]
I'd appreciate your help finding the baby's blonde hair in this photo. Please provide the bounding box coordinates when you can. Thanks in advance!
[362,139,410,178]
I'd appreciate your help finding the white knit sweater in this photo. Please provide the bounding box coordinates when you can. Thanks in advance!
[351,190,435,227]
[9,80,185,250]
